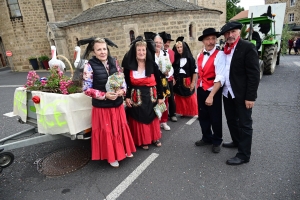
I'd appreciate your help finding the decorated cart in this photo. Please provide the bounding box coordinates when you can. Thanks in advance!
[0,55,92,172]
[0,38,121,172]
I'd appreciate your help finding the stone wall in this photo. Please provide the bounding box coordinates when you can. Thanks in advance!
[265,0,299,26]
[0,0,224,71]
[196,0,227,26]
[51,0,82,22]
[0,0,50,70]
[63,9,221,65]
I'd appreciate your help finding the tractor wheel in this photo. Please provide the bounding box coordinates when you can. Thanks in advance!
[263,44,278,75]
[259,60,264,79]
[0,152,14,168]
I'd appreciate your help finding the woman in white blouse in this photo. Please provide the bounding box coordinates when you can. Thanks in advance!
[172,37,198,117]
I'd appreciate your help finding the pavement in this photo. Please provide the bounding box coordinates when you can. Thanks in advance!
[0,55,299,200]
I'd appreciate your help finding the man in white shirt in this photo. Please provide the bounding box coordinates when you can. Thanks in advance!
[195,28,225,153]
[219,21,260,165]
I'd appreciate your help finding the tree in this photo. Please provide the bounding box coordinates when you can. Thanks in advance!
[280,24,292,55]
[227,0,245,21]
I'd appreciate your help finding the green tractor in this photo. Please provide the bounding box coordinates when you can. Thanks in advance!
[237,16,280,78]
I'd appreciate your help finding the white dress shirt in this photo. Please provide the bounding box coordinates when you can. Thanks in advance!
[222,45,237,98]
[196,47,225,91]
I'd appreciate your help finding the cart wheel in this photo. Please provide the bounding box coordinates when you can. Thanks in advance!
[0,152,14,168]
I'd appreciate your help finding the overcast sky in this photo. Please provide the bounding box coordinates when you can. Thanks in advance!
[237,0,265,10]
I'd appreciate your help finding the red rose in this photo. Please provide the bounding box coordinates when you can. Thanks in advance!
[32,96,40,104]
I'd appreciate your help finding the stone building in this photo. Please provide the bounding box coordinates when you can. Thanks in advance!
[265,0,300,33]
[0,0,226,71]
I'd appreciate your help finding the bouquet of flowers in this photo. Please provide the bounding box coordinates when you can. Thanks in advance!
[158,58,172,74]
[25,67,82,94]
[105,72,125,92]
[153,102,167,119]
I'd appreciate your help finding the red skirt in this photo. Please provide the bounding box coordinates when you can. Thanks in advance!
[127,116,161,146]
[175,93,198,116]
[91,105,136,163]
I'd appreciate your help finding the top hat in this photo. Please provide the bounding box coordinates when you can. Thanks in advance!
[219,21,243,35]
[198,28,220,41]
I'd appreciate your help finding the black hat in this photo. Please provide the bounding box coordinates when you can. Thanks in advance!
[144,32,157,41]
[159,32,174,43]
[176,36,184,42]
[198,28,220,41]
[219,21,243,35]
[173,36,193,59]
[122,36,154,77]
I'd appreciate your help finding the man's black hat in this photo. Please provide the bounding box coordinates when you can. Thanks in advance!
[219,21,243,35]
[159,32,174,43]
[198,28,220,41]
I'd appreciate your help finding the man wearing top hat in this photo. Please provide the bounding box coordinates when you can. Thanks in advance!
[161,32,177,122]
[219,21,260,165]
[195,28,225,153]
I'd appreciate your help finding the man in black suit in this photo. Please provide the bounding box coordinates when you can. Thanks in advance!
[219,21,260,165]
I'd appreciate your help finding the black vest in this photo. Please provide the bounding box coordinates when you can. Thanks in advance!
[89,56,123,108]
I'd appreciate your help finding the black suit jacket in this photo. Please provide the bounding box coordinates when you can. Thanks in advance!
[229,39,260,102]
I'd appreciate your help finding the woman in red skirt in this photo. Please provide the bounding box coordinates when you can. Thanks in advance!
[172,37,198,117]
[82,38,136,168]
[123,37,164,150]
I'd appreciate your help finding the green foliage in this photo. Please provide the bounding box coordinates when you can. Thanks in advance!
[38,55,50,61]
[280,25,292,55]
[226,0,244,22]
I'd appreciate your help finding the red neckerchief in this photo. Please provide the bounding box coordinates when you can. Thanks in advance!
[223,36,240,55]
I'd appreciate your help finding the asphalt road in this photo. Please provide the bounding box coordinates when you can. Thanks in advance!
[0,55,299,200]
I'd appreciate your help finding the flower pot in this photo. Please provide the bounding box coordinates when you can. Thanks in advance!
[29,58,39,70]
[42,60,50,70]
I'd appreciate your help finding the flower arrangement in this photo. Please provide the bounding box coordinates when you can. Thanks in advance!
[105,72,125,92]
[25,67,82,94]
[158,58,172,74]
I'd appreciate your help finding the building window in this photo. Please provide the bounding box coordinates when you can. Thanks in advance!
[189,24,193,37]
[290,0,295,6]
[289,13,294,22]
[129,30,135,43]
[7,0,22,18]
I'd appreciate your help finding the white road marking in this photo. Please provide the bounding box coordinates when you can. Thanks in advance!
[0,85,22,88]
[105,153,159,200]
[3,112,16,117]
[293,62,300,67]
[186,115,198,125]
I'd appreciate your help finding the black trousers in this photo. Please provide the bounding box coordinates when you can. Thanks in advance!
[223,93,253,160]
[168,80,176,117]
[197,87,223,145]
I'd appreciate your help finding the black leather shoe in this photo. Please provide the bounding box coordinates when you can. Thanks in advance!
[195,140,211,146]
[212,145,221,153]
[226,156,249,165]
[222,142,238,148]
